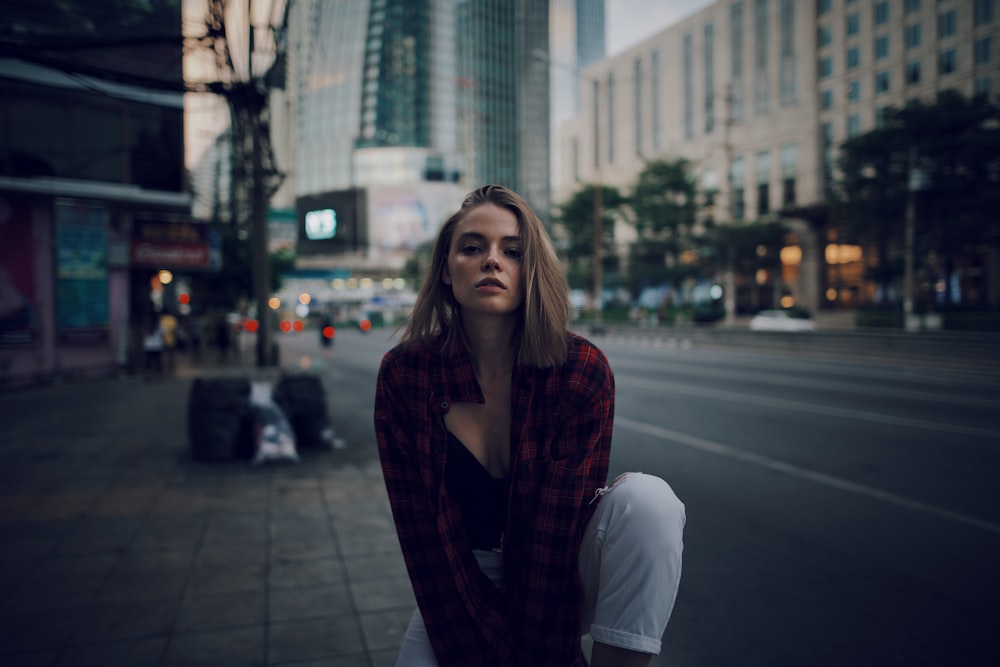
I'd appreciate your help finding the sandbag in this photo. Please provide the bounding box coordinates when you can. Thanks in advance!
[187,376,252,462]
[271,372,334,449]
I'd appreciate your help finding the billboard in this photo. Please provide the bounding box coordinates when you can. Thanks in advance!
[296,188,367,256]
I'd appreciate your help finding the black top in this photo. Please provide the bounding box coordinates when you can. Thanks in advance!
[444,431,510,550]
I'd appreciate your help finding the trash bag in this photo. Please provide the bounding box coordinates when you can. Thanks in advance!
[249,382,299,465]
[271,372,335,449]
[187,376,252,462]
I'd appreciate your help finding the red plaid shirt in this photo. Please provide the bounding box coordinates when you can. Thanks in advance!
[374,332,613,666]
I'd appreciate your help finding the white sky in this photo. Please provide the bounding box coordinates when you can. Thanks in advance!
[606,0,714,55]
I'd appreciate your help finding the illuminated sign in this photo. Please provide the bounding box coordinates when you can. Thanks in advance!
[305,209,337,240]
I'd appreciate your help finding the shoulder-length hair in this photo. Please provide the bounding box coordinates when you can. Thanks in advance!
[400,184,569,367]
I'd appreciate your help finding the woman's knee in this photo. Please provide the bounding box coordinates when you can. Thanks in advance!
[604,473,685,548]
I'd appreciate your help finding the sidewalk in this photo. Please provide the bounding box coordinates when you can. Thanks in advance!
[0,346,414,666]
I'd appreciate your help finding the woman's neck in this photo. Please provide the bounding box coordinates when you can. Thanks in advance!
[461,315,517,380]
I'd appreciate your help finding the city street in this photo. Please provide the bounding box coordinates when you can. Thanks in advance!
[291,325,1000,666]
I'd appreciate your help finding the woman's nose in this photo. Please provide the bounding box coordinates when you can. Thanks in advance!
[483,248,501,270]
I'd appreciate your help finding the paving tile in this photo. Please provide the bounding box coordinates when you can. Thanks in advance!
[162,626,264,667]
[131,516,207,550]
[267,615,364,664]
[195,543,268,567]
[0,608,85,655]
[185,561,267,596]
[97,570,188,604]
[68,599,178,645]
[54,637,167,667]
[370,648,401,667]
[1,575,104,613]
[358,608,413,653]
[269,557,344,589]
[25,554,119,583]
[268,583,351,622]
[335,531,401,557]
[342,551,407,582]
[269,538,338,561]
[349,577,415,613]
[175,590,265,633]
[0,649,60,666]
[112,548,196,574]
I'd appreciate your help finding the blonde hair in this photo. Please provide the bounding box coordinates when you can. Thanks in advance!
[400,184,569,367]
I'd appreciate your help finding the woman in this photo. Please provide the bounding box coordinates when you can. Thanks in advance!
[374,185,685,666]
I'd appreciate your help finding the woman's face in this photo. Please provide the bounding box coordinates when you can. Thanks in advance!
[442,203,525,318]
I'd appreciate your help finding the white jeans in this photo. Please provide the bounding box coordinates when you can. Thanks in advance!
[396,472,686,665]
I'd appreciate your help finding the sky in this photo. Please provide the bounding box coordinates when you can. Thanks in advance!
[606,0,714,56]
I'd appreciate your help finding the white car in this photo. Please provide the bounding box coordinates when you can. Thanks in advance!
[749,309,818,332]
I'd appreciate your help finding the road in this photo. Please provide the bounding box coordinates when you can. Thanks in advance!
[278,326,1000,666]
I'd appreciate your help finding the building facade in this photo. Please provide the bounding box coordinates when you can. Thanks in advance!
[279,0,603,288]
[0,0,194,385]
[556,0,1000,316]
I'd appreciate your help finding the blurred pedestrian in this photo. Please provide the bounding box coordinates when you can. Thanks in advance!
[214,311,231,362]
[159,310,178,373]
[374,185,685,666]
[141,318,163,379]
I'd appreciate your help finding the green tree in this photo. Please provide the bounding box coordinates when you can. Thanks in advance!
[627,159,698,294]
[553,183,627,293]
[837,90,1000,308]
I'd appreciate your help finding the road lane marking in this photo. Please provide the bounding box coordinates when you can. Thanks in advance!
[610,356,1000,409]
[616,374,1000,439]
[616,416,1000,536]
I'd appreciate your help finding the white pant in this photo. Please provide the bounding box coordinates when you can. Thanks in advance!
[396,472,686,665]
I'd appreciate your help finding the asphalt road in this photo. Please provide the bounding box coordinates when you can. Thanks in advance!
[279,326,1000,667]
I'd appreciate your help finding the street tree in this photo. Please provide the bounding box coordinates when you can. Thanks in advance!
[552,183,627,296]
[837,90,1000,308]
[627,159,698,294]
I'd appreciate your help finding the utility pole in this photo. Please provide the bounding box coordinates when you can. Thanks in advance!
[198,0,286,366]
[593,182,603,324]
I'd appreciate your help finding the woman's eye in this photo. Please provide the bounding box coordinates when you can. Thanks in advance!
[460,245,481,255]
[504,248,523,259]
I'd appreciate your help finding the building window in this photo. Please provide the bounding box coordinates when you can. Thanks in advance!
[781,143,797,207]
[572,137,580,181]
[847,114,861,137]
[875,70,890,94]
[779,0,797,105]
[876,106,891,128]
[634,58,643,154]
[847,47,859,70]
[651,49,661,150]
[607,73,615,163]
[821,88,834,110]
[730,156,746,220]
[756,150,771,216]
[938,11,957,39]
[906,24,922,49]
[975,76,992,97]
[819,56,833,79]
[817,0,831,17]
[875,36,889,60]
[847,79,860,102]
[818,25,832,47]
[846,13,859,37]
[705,22,716,133]
[939,48,957,74]
[754,0,769,115]
[906,59,922,84]
[975,37,992,66]
[975,0,995,26]
[906,0,921,13]
[592,79,600,168]
[874,1,889,25]
[730,2,746,123]
[684,32,694,139]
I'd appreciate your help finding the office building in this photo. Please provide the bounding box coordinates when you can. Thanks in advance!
[557,0,1000,315]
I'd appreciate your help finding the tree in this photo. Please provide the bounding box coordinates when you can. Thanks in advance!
[627,159,698,294]
[837,90,1000,308]
[553,183,627,294]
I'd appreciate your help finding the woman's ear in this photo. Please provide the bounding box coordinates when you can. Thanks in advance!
[441,263,452,285]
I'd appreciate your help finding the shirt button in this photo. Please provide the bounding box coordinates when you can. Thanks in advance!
[440,401,449,410]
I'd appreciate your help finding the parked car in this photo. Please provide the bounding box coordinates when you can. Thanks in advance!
[749,309,818,332]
